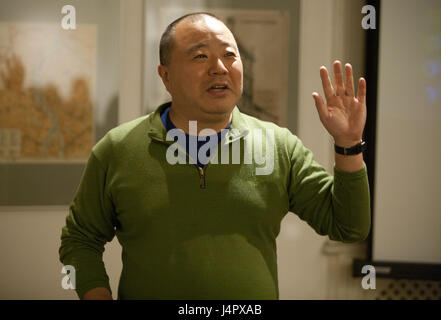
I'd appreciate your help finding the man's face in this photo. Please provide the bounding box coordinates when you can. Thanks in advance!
[159,16,243,120]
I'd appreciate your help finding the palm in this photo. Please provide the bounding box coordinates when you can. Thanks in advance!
[312,61,367,146]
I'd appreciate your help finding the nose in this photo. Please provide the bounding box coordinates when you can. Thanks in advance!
[208,57,228,76]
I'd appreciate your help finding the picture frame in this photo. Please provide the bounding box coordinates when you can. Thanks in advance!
[0,0,120,206]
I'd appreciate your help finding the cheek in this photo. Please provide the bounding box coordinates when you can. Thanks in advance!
[181,68,205,88]
[231,62,243,88]
[170,72,199,95]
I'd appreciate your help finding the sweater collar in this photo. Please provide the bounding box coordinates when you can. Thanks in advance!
[147,102,250,144]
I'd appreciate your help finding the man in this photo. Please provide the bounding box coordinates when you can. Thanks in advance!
[59,12,370,300]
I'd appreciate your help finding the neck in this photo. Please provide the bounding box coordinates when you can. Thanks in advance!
[168,105,232,135]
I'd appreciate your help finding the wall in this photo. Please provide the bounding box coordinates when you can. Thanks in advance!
[276,0,368,299]
[0,206,122,299]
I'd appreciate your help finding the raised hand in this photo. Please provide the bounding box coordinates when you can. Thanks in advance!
[312,60,367,147]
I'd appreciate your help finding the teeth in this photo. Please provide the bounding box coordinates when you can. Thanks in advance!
[212,85,226,89]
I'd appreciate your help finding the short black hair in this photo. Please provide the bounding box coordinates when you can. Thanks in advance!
[159,12,222,66]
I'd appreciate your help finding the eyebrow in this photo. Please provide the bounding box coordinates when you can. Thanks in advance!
[186,41,237,55]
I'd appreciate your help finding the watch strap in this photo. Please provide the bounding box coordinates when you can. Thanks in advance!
[334,140,366,155]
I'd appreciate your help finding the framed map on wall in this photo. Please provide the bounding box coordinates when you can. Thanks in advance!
[0,23,96,163]
[0,22,99,206]
[0,0,121,206]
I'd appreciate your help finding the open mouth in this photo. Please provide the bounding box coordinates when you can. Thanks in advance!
[207,84,229,92]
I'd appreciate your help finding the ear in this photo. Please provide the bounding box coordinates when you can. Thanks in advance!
[158,64,171,92]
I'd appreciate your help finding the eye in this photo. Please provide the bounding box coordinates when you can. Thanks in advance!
[194,54,207,59]
[225,52,236,57]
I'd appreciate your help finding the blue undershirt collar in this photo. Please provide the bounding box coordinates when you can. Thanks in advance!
[160,104,231,168]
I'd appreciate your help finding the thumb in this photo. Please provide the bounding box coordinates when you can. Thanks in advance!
[312,92,328,121]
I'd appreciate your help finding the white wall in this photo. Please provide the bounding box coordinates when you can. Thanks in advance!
[276,0,367,299]
[0,206,122,300]
[276,0,333,298]
[0,0,369,300]
[119,0,145,124]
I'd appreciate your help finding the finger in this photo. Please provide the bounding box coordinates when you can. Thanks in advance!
[344,63,355,97]
[312,92,328,121]
[333,60,345,96]
[319,66,334,100]
[357,77,367,104]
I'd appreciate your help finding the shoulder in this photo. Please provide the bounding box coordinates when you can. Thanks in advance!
[106,114,151,143]
[91,114,151,161]
[237,110,301,152]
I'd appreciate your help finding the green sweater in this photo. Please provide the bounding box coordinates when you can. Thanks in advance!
[59,103,371,300]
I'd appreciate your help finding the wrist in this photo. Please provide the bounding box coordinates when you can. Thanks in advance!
[334,140,366,156]
[335,152,364,172]
[334,138,362,147]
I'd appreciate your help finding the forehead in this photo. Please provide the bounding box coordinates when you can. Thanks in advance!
[173,16,237,50]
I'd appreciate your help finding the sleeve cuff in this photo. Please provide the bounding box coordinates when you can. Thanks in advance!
[333,162,367,180]
[77,281,112,300]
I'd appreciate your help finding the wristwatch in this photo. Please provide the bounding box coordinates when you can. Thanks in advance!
[334,140,366,156]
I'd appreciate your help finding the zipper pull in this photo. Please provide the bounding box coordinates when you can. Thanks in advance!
[198,166,206,189]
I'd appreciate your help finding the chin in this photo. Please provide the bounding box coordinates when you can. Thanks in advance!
[204,103,235,115]
[204,97,238,113]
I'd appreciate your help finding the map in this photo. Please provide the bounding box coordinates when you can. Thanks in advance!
[0,23,96,162]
